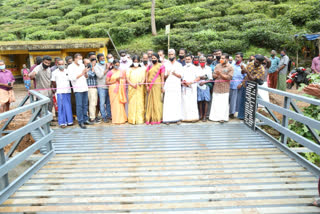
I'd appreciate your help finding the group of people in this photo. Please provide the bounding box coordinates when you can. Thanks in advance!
[0,48,296,128]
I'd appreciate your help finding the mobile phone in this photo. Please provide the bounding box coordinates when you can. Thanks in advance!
[8,82,11,86]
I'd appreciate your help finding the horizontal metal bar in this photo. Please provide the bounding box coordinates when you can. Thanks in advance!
[0,114,52,149]
[258,86,320,106]
[0,150,54,205]
[257,98,320,130]
[0,131,54,178]
[256,113,320,155]
[256,127,320,177]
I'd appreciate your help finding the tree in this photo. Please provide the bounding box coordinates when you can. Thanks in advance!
[151,0,157,36]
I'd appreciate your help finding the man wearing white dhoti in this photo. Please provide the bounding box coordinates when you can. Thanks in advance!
[163,49,183,124]
[209,53,234,123]
[181,55,200,122]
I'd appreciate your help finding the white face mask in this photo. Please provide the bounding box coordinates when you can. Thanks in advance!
[185,63,192,67]
[121,56,127,62]
[77,59,83,65]
[133,63,139,68]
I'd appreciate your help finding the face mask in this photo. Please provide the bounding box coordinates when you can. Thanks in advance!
[77,60,83,65]
[236,60,241,65]
[133,63,139,67]
[100,61,105,65]
[186,63,192,66]
[193,61,199,65]
[216,56,221,61]
[280,54,284,57]
[200,62,206,67]
[169,57,175,62]
[108,58,114,63]
[143,60,148,65]
[179,55,184,60]
[58,65,64,70]
[114,65,119,69]
[42,63,49,69]
[207,59,213,65]
[121,56,127,62]
[152,60,158,64]
[0,65,5,70]
[271,54,275,57]
[91,58,96,62]
[220,59,226,64]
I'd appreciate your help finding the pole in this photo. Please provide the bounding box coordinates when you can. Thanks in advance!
[107,31,120,58]
[168,33,170,52]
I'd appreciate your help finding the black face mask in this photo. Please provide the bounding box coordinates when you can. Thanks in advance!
[179,55,184,60]
[143,60,148,65]
[216,56,221,61]
[42,63,49,69]
[207,59,213,65]
[169,57,175,62]
[152,60,158,64]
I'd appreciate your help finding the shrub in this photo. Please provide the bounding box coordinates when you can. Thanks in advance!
[65,25,82,37]
[285,3,320,26]
[48,16,61,24]
[65,11,82,20]
[193,30,219,42]
[108,27,135,44]
[227,1,274,15]
[26,30,66,40]
[306,21,320,32]
[0,33,17,41]
[28,9,64,19]
[81,23,110,38]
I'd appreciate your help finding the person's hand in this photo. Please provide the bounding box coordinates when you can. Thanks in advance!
[132,83,137,89]
[92,61,96,67]
[161,88,165,93]
[303,85,320,98]
[237,83,242,89]
[147,87,150,92]
[199,82,205,86]
[83,67,89,75]
[309,84,320,89]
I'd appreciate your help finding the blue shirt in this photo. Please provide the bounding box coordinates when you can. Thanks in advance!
[87,69,97,86]
[230,63,246,89]
[177,59,186,66]
[269,56,280,73]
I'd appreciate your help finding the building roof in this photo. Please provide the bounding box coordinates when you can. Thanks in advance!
[0,38,109,51]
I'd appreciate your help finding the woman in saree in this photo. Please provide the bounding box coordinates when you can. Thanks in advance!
[145,53,165,125]
[106,59,127,124]
[126,55,146,124]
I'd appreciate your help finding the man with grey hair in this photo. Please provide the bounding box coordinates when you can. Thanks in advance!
[0,60,15,113]
[268,50,280,89]
[163,49,183,124]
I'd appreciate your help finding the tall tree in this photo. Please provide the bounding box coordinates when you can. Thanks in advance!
[151,0,157,36]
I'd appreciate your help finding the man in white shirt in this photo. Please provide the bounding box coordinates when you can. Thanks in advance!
[197,56,213,122]
[163,49,183,124]
[67,53,92,129]
[51,59,73,128]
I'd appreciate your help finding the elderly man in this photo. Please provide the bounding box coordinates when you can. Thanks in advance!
[268,50,280,89]
[229,52,246,119]
[311,54,320,73]
[95,53,111,123]
[68,53,92,129]
[238,54,265,120]
[29,55,54,112]
[0,60,15,113]
[51,59,73,128]
[158,50,167,63]
[163,49,183,124]
[197,56,213,122]
[209,54,234,123]
[276,50,289,91]
[141,53,149,68]
[50,57,61,72]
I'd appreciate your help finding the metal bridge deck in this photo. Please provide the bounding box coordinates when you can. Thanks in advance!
[1,123,319,213]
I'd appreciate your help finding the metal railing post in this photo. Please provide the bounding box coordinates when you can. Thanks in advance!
[0,148,9,190]
[281,96,291,144]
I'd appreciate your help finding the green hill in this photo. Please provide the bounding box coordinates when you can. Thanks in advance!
[0,0,319,56]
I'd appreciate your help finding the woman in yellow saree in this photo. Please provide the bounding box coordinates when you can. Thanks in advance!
[126,55,146,124]
[145,53,165,125]
[106,59,127,124]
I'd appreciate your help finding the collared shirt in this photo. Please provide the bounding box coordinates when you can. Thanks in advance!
[94,63,107,89]
[87,68,98,87]
[311,56,320,73]
[51,68,71,94]
[177,59,186,66]
[0,69,15,91]
[30,64,52,97]
[213,63,234,94]
[244,62,265,82]
[230,63,246,89]
[278,55,289,74]
[67,62,88,93]
[269,56,280,73]
[197,66,213,90]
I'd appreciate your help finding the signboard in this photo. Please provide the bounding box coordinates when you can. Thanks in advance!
[165,24,170,35]
[244,81,258,130]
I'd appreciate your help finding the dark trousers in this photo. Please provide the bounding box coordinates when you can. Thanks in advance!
[75,91,89,124]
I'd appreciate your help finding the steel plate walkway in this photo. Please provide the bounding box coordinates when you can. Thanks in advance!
[1,123,319,213]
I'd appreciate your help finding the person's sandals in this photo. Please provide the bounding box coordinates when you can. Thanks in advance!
[313,199,320,207]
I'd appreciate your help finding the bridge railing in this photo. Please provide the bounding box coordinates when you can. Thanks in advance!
[0,90,54,204]
[256,86,320,176]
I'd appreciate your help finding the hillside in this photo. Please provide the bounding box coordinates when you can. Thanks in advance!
[0,0,319,56]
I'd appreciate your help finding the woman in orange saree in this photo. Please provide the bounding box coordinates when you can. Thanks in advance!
[106,59,127,124]
[145,53,165,125]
